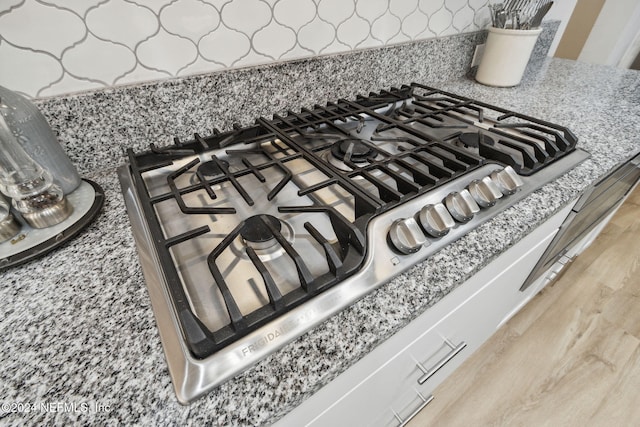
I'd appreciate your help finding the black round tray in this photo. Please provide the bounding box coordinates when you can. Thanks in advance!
[0,179,105,271]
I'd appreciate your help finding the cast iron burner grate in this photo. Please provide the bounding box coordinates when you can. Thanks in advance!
[125,83,578,359]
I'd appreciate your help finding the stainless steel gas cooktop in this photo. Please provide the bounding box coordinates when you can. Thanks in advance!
[118,83,589,403]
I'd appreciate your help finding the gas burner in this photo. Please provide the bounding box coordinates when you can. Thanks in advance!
[198,159,229,177]
[235,214,294,258]
[457,132,495,148]
[190,159,230,187]
[331,138,376,163]
[240,214,281,247]
[328,138,377,171]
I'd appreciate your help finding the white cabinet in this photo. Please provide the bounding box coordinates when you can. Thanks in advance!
[277,201,576,427]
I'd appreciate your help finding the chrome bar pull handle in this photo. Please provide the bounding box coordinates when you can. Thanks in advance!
[417,340,467,385]
[392,392,434,427]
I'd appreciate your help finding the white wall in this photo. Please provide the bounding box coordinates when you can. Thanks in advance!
[578,0,640,67]
[547,0,640,67]
[619,24,640,69]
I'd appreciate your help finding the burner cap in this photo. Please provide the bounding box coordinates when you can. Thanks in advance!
[240,215,282,243]
[331,138,375,163]
[198,160,229,177]
[458,132,495,148]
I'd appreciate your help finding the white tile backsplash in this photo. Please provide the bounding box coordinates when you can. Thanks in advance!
[62,33,137,83]
[0,0,490,98]
[199,24,251,65]
[253,21,297,59]
[2,1,86,56]
[86,1,159,50]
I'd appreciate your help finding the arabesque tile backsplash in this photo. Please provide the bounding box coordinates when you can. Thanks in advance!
[0,0,489,98]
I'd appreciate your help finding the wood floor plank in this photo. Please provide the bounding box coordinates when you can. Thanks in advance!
[588,344,640,426]
[408,186,640,427]
[625,185,640,205]
[601,289,640,339]
[608,200,640,233]
[507,318,639,427]
[582,226,640,292]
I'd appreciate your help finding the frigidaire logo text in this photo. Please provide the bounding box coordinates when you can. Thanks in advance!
[240,309,318,356]
[241,328,284,356]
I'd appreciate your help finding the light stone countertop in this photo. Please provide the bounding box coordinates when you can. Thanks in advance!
[1,57,639,426]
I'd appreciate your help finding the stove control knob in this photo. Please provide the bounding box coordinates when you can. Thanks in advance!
[419,203,455,237]
[468,176,503,208]
[490,166,524,195]
[388,217,427,255]
[445,190,480,223]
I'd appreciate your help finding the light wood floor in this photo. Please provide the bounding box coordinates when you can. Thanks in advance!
[409,186,640,427]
